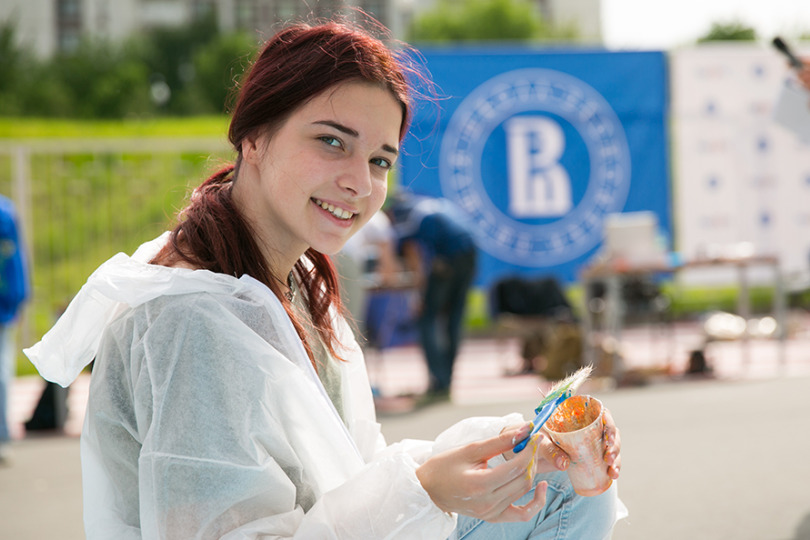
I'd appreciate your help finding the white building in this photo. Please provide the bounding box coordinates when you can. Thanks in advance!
[1,0,390,57]
[1,0,206,57]
[0,0,600,58]
[538,0,602,43]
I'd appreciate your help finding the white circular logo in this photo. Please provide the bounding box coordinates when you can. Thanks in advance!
[439,68,632,266]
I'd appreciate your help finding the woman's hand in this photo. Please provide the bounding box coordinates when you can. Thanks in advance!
[507,429,571,474]
[504,405,623,480]
[416,423,548,522]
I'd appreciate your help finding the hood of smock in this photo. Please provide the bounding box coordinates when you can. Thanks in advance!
[23,233,296,388]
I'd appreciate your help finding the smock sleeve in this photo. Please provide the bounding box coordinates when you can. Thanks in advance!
[83,293,455,539]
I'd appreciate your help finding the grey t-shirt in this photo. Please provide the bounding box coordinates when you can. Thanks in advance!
[290,278,345,423]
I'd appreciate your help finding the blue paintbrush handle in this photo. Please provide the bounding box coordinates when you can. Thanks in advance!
[513,394,568,453]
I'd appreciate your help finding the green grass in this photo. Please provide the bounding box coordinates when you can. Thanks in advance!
[0,116,229,139]
[2,118,236,377]
[468,281,780,336]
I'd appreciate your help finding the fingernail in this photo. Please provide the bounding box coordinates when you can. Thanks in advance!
[557,456,569,470]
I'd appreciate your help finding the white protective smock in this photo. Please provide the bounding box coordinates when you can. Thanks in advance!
[24,234,523,539]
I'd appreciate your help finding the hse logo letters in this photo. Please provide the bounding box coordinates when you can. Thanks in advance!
[439,68,631,266]
[505,116,572,217]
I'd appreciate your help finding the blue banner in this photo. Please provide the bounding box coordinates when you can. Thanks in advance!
[399,47,670,287]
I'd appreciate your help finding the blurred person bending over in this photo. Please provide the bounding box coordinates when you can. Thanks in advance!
[386,193,478,401]
[24,16,625,539]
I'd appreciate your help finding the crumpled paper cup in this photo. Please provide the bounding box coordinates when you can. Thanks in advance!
[542,395,612,496]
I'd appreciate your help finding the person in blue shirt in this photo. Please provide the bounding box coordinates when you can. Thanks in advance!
[0,195,30,464]
[386,192,478,401]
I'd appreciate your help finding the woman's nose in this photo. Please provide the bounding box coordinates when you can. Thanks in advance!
[337,158,373,198]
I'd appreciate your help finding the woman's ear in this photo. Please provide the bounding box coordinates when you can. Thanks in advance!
[241,134,262,166]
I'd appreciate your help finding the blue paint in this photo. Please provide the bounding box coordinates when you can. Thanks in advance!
[513,391,571,453]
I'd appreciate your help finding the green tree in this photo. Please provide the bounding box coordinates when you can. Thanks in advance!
[17,63,73,117]
[0,12,257,118]
[0,25,150,118]
[135,11,220,114]
[0,20,37,115]
[0,21,23,95]
[51,39,153,118]
[408,0,577,43]
[183,32,258,114]
[698,21,757,42]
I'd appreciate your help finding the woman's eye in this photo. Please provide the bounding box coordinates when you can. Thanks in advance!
[371,157,392,169]
[320,136,342,148]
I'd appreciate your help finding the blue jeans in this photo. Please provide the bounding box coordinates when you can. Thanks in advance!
[419,249,477,391]
[450,470,626,540]
[0,324,14,443]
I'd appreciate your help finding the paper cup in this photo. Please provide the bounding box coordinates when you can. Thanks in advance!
[542,395,612,497]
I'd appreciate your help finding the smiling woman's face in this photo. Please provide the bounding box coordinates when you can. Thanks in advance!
[234,80,402,267]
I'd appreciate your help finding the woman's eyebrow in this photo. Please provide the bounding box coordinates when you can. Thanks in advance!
[313,120,398,155]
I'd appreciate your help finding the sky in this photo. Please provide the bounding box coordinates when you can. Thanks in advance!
[601,0,810,50]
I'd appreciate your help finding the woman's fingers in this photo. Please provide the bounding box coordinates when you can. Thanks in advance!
[487,481,549,523]
[468,422,532,464]
[534,431,570,472]
[602,408,622,478]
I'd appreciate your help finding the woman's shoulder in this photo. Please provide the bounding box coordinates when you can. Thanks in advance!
[122,286,271,331]
[104,289,297,375]
[127,281,298,350]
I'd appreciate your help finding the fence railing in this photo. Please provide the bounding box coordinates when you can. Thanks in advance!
[0,138,232,360]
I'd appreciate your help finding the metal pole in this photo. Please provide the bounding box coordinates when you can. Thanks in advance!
[12,145,33,349]
[737,261,750,372]
[774,259,787,375]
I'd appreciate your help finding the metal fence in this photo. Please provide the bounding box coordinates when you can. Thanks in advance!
[0,138,232,357]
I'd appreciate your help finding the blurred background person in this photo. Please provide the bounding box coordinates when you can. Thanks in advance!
[0,194,30,464]
[386,192,478,402]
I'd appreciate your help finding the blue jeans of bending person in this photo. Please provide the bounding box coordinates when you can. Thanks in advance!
[418,249,477,392]
[449,470,627,540]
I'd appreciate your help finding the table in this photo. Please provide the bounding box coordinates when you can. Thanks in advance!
[580,255,787,378]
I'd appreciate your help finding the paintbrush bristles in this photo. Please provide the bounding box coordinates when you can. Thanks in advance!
[536,365,593,410]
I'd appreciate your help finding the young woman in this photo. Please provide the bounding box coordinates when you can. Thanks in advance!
[26,17,624,539]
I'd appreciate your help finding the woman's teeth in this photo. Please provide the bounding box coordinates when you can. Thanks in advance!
[313,199,354,220]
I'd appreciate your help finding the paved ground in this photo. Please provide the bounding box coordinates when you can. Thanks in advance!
[2,321,810,539]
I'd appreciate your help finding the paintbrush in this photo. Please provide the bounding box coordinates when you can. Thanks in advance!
[513,365,593,453]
